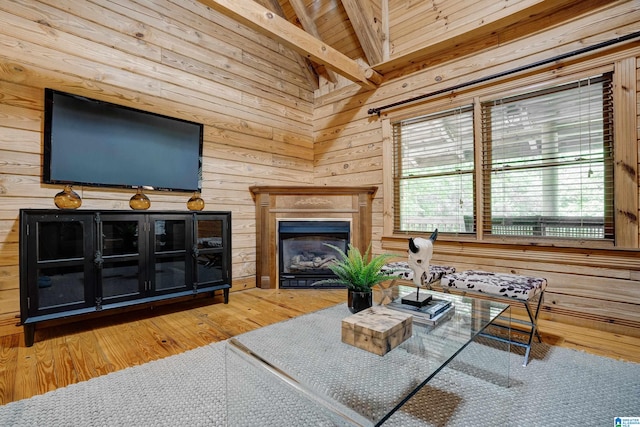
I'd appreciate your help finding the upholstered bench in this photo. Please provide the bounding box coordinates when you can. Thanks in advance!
[441,270,547,366]
[377,262,456,307]
[381,262,456,286]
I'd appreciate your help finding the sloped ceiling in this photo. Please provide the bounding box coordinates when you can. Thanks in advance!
[197,0,621,90]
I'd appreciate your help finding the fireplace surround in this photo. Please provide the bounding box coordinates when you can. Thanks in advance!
[249,186,377,289]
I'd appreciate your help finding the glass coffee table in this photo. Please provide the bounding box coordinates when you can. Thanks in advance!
[226,283,511,426]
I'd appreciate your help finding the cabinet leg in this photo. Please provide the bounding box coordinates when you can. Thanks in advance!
[24,324,35,347]
[223,288,229,304]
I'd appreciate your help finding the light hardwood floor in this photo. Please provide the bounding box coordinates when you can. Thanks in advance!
[0,288,638,406]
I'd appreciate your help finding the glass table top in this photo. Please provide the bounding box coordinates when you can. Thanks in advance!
[227,282,511,426]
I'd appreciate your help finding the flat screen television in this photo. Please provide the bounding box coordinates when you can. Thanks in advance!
[43,88,203,192]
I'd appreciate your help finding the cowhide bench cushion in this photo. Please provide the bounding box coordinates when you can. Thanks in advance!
[381,262,456,286]
[441,270,547,301]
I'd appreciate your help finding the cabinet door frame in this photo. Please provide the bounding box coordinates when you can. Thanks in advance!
[193,212,231,289]
[147,214,194,297]
[20,211,97,322]
[96,213,148,307]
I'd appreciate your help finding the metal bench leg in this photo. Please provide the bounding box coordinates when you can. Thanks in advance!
[524,292,544,342]
[523,344,532,367]
[520,291,544,366]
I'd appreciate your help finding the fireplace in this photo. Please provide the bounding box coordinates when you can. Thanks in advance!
[250,186,377,289]
[278,220,350,288]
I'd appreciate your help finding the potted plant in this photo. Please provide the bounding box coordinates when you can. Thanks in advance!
[314,243,397,313]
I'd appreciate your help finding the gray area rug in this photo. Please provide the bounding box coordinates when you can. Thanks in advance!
[1,304,638,426]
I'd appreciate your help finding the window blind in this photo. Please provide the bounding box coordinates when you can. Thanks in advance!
[392,106,475,234]
[481,74,614,239]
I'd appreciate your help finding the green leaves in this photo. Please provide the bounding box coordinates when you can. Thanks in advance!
[313,243,397,292]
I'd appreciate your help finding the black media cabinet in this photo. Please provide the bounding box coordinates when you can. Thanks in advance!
[19,209,232,346]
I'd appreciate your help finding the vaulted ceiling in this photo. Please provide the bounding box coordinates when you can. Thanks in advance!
[197,0,620,90]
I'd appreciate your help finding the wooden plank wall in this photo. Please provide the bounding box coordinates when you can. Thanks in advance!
[314,0,640,336]
[387,0,549,59]
[0,0,316,336]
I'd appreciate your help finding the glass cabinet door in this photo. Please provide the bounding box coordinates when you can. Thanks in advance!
[26,214,96,316]
[98,215,145,304]
[194,215,229,286]
[149,215,191,294]
[98,214,192,303]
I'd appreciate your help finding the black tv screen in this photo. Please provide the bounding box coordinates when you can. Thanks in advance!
[43,89,203,192]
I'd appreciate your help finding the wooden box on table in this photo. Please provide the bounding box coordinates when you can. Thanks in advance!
[341,306,413,356]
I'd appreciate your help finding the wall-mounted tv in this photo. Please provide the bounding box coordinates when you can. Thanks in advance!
[43,89,203,192]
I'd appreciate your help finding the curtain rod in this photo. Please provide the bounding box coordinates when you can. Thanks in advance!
[367,30,640,116]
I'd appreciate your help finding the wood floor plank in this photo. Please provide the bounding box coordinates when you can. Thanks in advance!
[0,288,637,407]
[33,339,57,395]
[105,318,174,366]
[0,334,19,403]
[93,321,155,370]
[64,329,114,382]
[13,342,40,402]
[147,314,208,351]
[50,335,79,390]
[154,309,225,348]
[538,320,640,362]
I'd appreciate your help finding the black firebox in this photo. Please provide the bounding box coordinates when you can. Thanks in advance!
[278,220,350,289]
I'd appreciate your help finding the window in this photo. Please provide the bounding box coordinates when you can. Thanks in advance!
[392,106,474,233]
[392,73,614,241]
[482,74,614,239]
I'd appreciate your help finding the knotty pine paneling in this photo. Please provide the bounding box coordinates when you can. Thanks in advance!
[313,1,640,336]
[0,0,317,336]
[385,0,619,67]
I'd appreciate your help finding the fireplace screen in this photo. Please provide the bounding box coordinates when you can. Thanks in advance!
[278,220,350,288]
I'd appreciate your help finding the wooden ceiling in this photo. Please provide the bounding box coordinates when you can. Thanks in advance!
[197,0,622,90]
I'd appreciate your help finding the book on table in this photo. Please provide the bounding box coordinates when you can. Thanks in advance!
[386,297,454,326]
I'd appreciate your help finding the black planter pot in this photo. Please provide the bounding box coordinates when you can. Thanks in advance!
[347,290,373,314]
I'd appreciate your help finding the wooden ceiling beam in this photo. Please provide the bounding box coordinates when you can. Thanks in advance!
[197,0,382,88]
[256,0,320,90]
[340,0,384,65]
[287,0,339,84]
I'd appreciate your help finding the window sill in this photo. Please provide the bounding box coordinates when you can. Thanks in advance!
[382,233,617,251]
